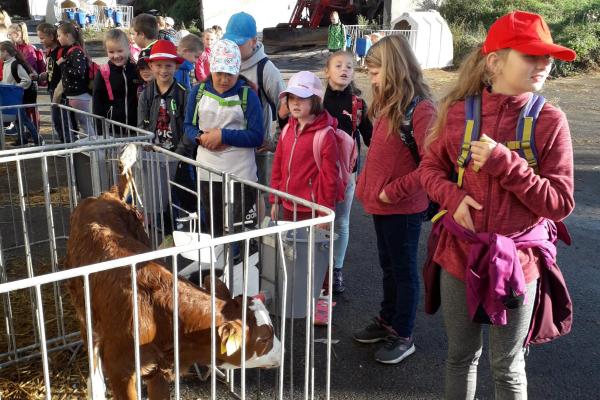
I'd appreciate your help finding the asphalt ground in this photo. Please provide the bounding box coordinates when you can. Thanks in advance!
[21,31,600,398]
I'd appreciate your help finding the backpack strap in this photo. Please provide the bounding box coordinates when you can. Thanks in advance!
[191,82,206,126]
[351,95,363,134]
[312,126,335,171]
[256,57,277,120]
[505,94,545,173]
[457,95,482,188]
[399,96,424,165]
[99,64,113,101]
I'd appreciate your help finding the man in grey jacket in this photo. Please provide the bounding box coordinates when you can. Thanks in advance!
[223,12,285,186]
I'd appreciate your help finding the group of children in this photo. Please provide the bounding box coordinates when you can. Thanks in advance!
[0,8,576,399]
[272,10,575,400]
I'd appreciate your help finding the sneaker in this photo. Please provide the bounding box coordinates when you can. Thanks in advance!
[353,317,394,344]
[332,269,345,294]
[374,336,415,364]
[314,298,336,326]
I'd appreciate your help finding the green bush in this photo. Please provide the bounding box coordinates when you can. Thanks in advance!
[438,0,600,74]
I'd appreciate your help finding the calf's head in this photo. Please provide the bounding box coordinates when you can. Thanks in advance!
[207,278,281,369]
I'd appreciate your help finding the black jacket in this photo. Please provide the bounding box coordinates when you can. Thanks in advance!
[46,46,62,92]
[59,45,88,96]
[137,80,190,156]
[92,60,139,132]
[323,84,372,147]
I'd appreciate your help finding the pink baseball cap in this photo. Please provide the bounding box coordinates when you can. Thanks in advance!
[279,71,324,100]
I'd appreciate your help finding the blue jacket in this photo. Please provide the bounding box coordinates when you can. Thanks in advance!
[174,60,194,90]
[183,77,264,150]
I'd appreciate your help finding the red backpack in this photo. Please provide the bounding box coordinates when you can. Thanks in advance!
[280,124,358,202]
[99,64,113,100]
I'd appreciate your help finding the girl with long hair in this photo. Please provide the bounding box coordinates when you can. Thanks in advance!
[420,11,576,398]
[353,35,436,364]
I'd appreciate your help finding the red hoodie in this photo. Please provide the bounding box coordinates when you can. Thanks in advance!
[420,89,574,283]
[355,100,436,215]
[270,110,339,212]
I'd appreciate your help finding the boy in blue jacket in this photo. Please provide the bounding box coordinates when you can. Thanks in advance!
[183,39,263,237]
[175,33,203,89]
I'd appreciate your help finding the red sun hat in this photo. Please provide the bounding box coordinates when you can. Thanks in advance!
[148,39,184,64]
[482,11,576,62]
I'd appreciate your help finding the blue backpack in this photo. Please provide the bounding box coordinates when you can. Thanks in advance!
[456,93,546,187]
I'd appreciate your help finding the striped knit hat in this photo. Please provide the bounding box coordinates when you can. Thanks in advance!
[148,39,184,64]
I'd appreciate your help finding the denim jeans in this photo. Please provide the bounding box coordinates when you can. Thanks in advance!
[372,212,423,337]
[333,174,355,269]
[15,108,40,144]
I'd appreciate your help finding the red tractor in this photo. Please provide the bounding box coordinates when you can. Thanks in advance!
[263,0,385,53]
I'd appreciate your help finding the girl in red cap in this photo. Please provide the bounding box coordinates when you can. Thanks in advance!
[420,11,576,399]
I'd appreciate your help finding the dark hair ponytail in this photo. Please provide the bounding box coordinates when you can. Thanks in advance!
[0,40,33,74]
[58,22,86,53]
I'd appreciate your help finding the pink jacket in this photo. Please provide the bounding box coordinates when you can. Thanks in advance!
[420,89,574,283]
[195,48,211,82]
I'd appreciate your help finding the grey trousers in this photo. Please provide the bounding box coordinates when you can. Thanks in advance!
[440,269,537,400]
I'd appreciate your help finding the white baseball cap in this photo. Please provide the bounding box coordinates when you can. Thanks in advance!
[279,71,323,100]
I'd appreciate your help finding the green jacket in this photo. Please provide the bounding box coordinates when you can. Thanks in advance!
[328,22,346,50]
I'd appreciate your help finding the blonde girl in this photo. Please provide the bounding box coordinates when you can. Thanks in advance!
[420,11,576,398]
[322,50,372,294]
[353,35,436,364]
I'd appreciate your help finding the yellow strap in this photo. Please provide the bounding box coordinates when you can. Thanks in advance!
[456,119,476,189]
[505,141,521,150]
[521,117,537,168]
[431,210,448,224]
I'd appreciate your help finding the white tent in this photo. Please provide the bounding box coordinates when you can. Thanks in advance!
[391,11,453,69]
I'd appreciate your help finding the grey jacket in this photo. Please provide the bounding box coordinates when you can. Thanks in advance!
[240,42,285,144]
[137,80,191,156]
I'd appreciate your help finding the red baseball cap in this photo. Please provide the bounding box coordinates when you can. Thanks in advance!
[482,11,576,62]
[148,40,184,64]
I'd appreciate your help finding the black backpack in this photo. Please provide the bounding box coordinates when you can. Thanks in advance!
[10,60,37,104]
[256,57,277,121]
[399,96,440,221]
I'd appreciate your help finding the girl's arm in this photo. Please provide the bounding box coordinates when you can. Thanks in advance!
[358,99,372,146]
[92,70,108,135]
[183,85,201,142]
[15,64,32,89]
[420,124,469,216]
[479,110,574,221]
[221,90,264,147]
[383,101,436,202]
[137,86,150,130]
[92,70,108,117]
[315,130,339,210]
[268,133,285,204]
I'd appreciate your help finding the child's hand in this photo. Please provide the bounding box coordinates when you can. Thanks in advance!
[198,128,223,150]
[379,189,392,204]
[470,134,497,171]
[270,203,279,221]
[453,195,483,231]
[278,97,289,119]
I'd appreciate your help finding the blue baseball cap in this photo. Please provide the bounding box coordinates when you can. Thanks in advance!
[223,12,257,45]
